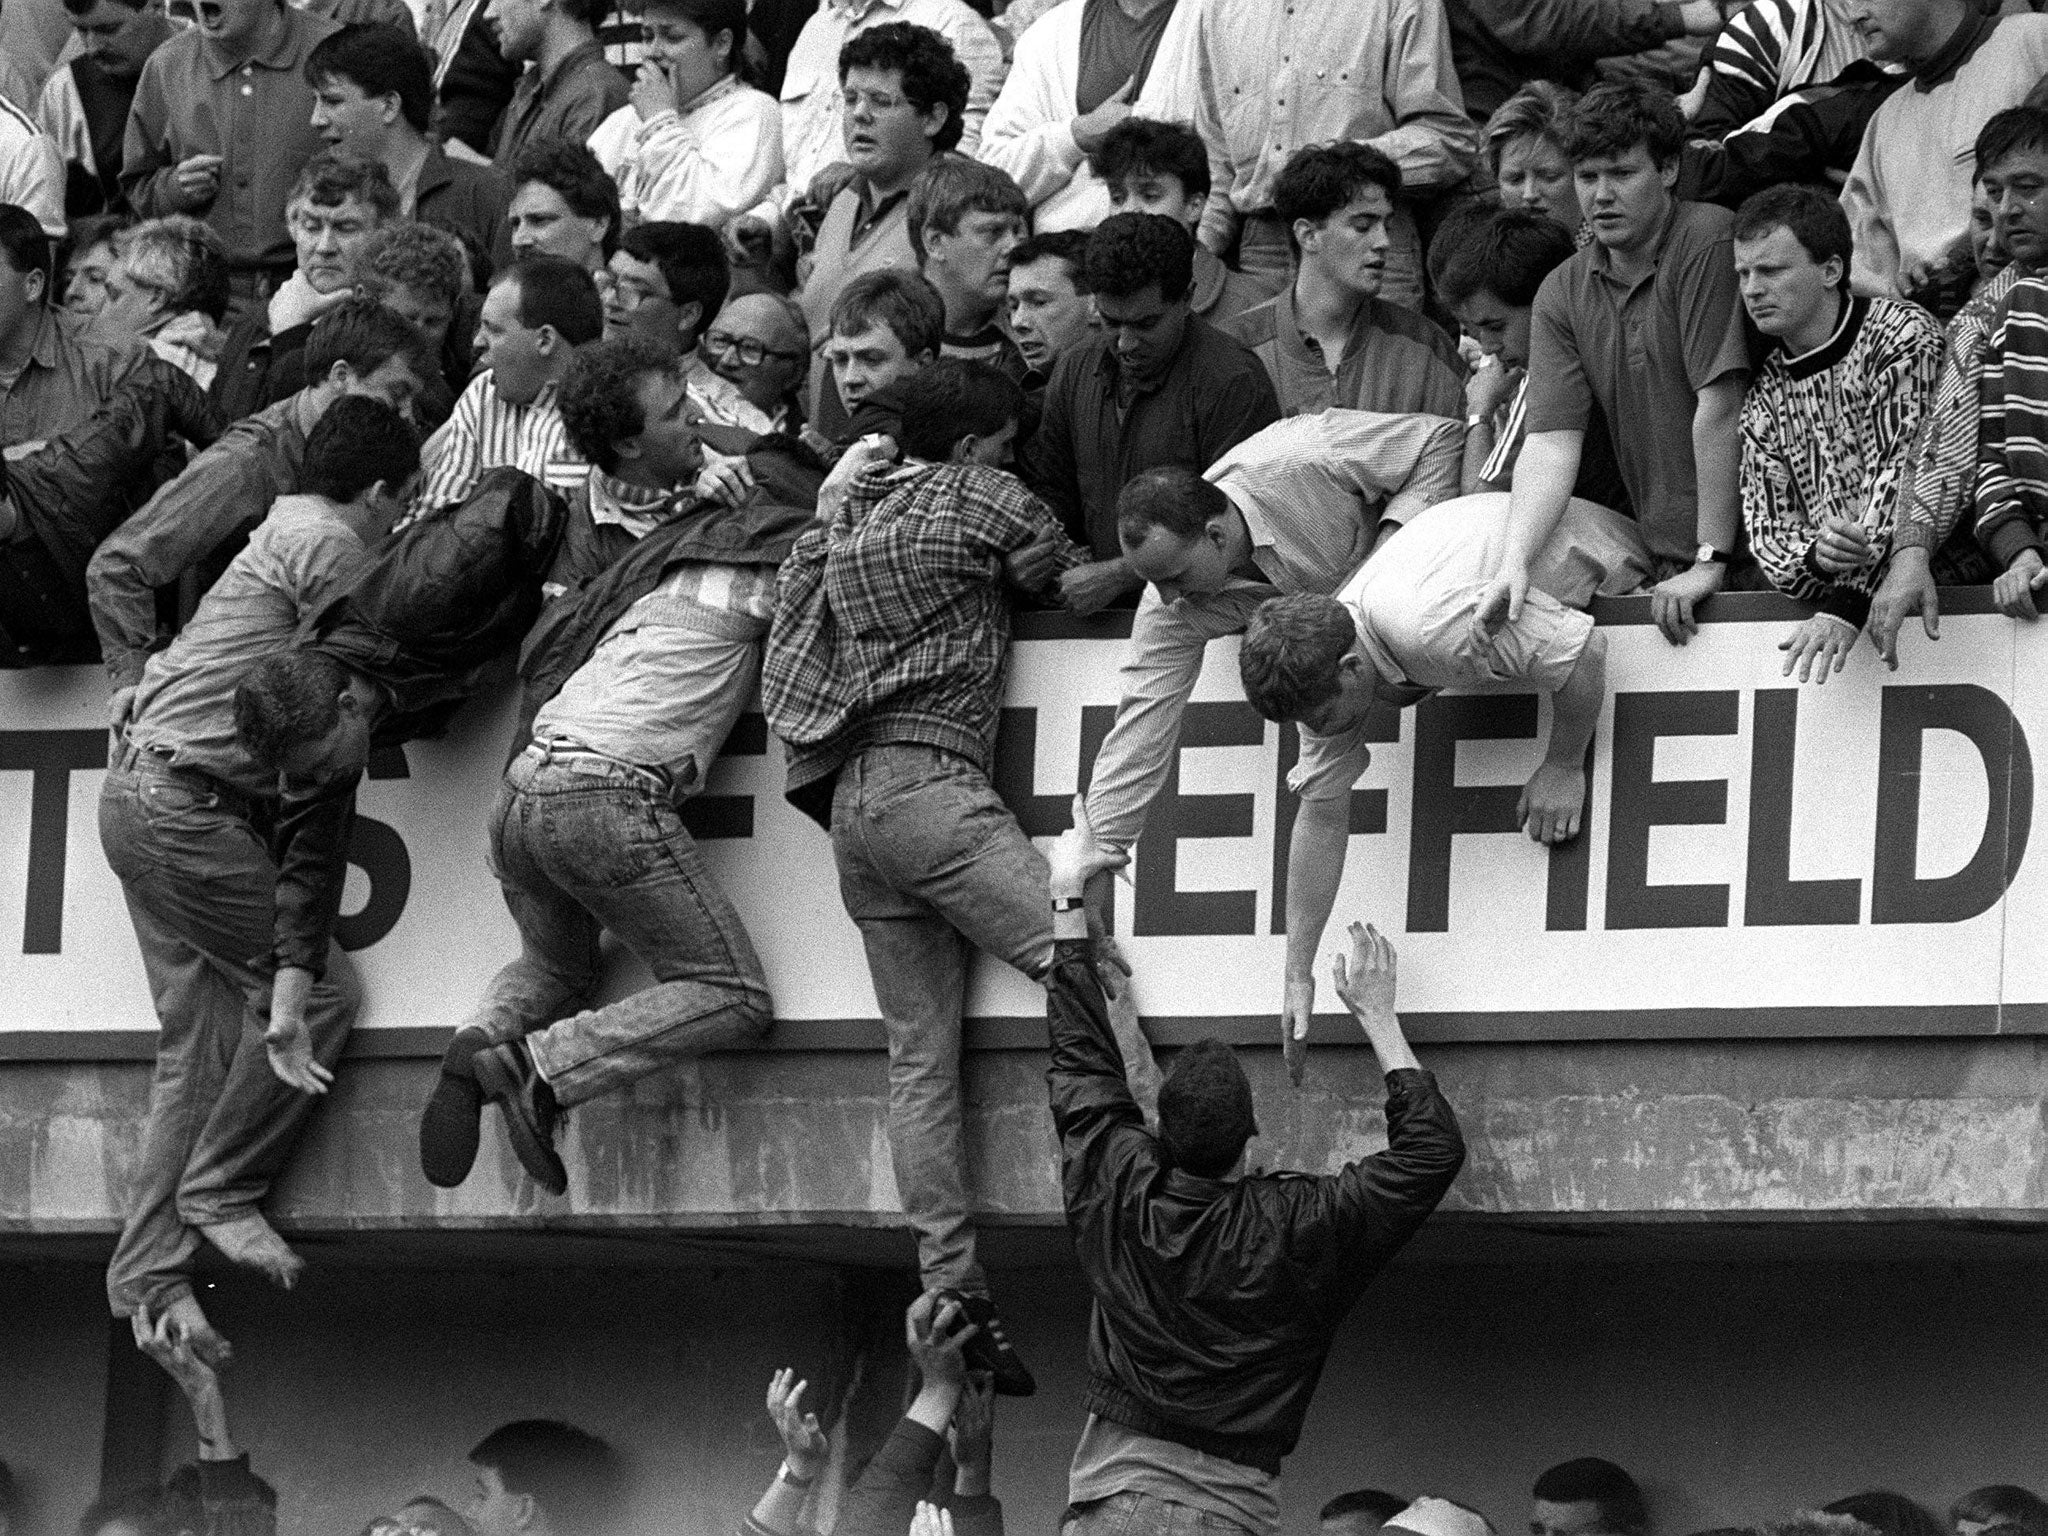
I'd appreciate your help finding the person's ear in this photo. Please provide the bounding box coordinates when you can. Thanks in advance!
[534,322,560,355]
[1822,254,1844,290]
[948,433,977,464]
[1203,513,1230,551]
[614,426,646,462]
[24,267,47,305]
[510,1493,541,1534]
[1658,156,1679,193]
[325,358,357,390]
[1291,216,1317,254]
[911,346,935,367]
[675,298,704,340]
[918,100,949,144]
[379,89,402,127]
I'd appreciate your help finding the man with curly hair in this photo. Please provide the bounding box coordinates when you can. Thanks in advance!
[507,138,621,273]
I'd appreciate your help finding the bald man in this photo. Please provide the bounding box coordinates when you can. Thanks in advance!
[693,292,810,437]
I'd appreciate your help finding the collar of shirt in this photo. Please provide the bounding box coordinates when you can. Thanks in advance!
[848,177,910,242]
[201,5,308,80]
[677,71,744,117]
[1586,199,1683,295]
[534,39,610,98]
[588,465,679,533]
[825,0,900,22]
[1912,5,1997,90]
[1275,282,1381,372]
[1774,291,1865,380]
[22,307,60,375]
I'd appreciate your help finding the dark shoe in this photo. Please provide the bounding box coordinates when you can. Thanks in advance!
[474,1040,568,1196]
[941,1290,1036,1396]
[418,1028,490,1187]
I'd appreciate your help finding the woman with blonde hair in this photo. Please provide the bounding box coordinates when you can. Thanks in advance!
[96,214,230,387]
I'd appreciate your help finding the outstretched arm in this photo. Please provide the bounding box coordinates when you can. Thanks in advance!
[1520,627,1605,845]
[1281,792,1352,1085]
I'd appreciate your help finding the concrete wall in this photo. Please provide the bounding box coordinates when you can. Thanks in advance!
[7,1247,2048,1536]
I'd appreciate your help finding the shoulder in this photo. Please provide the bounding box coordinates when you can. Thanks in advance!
[1012,0,1083,61]
[1219,296,1280,350]
[1863,295,1944,349]
[1364,298,1461,368]
[1672,199,1737,249]
[1188,315,1270,375]
[0,89,38,143]
[903,0,1001,42]
[144,27,203,77]
[281,7,340,59]
[1990,11,2048,51]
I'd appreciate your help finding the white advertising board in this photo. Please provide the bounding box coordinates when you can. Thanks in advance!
[1,593,2041,1056]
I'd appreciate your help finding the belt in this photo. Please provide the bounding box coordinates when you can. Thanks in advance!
[114,739,264,823]
[521,739,676,801]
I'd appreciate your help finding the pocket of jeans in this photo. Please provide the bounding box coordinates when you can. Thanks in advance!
[138,777,217,823]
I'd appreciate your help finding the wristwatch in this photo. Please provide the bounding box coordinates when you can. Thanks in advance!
[778,1462,816,1490]
[1051,894,1086,913]
[1695,543,1730,565]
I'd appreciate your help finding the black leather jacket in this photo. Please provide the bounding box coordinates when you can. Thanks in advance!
[1046,940,1465,1475]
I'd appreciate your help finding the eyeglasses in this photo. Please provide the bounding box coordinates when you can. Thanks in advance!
[594,270,667,309]
[704,330,805,366]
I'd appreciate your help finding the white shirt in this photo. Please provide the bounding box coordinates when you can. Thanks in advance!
[416,372,587,514]
[588,73,785,227]
[0,88,66,239]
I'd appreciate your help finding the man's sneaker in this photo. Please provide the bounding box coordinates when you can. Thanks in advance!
[473,1040,568,1196]
[418,1028,490,1187]
[940,1290,1036,1396]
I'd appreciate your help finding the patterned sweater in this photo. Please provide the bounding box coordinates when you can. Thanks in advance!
[1739,293,1942,625]
[1976,273,2048,569]
[1896,262,2023,554]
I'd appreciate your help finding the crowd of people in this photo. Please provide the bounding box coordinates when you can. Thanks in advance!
[3,0,2048,1523]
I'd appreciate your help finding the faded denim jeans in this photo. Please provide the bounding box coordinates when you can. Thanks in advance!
[463,751,772,1106]
[99,757,359,1320]
[830,744,1054,1295]
[1064,1492,1259,1536]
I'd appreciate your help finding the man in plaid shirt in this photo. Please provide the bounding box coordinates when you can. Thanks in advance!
[763,357,1085,1397]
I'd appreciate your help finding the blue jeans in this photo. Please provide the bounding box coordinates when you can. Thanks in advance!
[829,744,1053,1294]
[99,755,360,1319]
[1064,1492,1258,1536]
[463,751,772,1106]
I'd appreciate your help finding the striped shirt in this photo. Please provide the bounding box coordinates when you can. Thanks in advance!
[1741,294,1941,626]
[1975,273,2048,569]
[416,371,587,514]
[1699,0,1867,136]
[1897,264,2021,553]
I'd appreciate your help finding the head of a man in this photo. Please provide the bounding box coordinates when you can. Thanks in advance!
[466,1421,624,1536]
[61,0,169,79]
[350,220,468,356]
[1323,1491,1413,1536]
[1275,141,1401,299]
[307,22,434,160]
[235,646,386,789]
[1732,183,1850,345]
[560,334,706,488]
[1091,117,1210,231]
[303,293,434,416]
[1564,83,1683,256]
[836,22,969,192]
[1083,212,1193,384]
[826,268,944,412]
[1117,467,1242,603]
[508,139,621,271]
[0,205,51,351]
[640,0,744,110]
[1820,1494,1943,1536]
[287,151,398,295]
[1240,593,1375,737]
[99,214,230,337]
[1390,1499,1498,1536]
[702,292,809,413]
[602,220,728,349]
[478,256,603,405]
[1006,229,1093,376]
[1431,206,1577,371]
[1530,1459,1649,1536]
[1156,1038,1256,1178]
[178,0,281,58]
[908,157,1028,326]
[1952,1489,2048,1536]
[62,215,129,317]
[298,391,419,527]
[1977,106,2048,273]
[894,356,1024,466]
[1846,0,1970,66]
[1487,81,1581,229]
[487,0,604,64]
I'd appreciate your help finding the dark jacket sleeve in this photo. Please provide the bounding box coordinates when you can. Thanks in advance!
[1318,1070,1465,1282]
[437,8,521,156]
[268,782,357,976]
[1045,937,1158,1250]
[1456,0,1681,69]
[197,1456,275,1536]
[835,1419,945,1536]
[1195,355,1282,468]
[947,1494,1003,1536]
[1017,357,1087,550]
[1677,68,1904,209]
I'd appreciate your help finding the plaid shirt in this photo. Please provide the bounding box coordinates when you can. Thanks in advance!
[762,459,1084,826]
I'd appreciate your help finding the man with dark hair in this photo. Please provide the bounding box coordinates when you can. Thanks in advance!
[467,1421,625,1536]
[1732,182,1942,679]
[0,200,140,441]
[98,394,420,1361]
[90,296,430,697]
[38,0,170,218]
[120,0,337,317]
[1224,142,1463,420]
[1077,409,1461,886]
[1840,0,2048,299]
[508,138,622,271]
[1186,0,1475,304]
[816,267,945,443]
[210,149,402,422]
[1324,1491,1412,1536]
[1431,208,1627,505]
[1025,211,1279,612]
[1007,228,1095,385]
[487,0,630,169]
[1094,118,1266,329]
[796,23,969,400]
[417,256,599,513]
[1480,81,1750,649]
[1046,810,1463,1535]
[763,357,1088,1398]
[601,219,726,354]
[418,333,816,1193]
[1244,488,1650,1074]
[908,156,1028,374]
[1530,1459,1649,1536]
[308,22,511,271]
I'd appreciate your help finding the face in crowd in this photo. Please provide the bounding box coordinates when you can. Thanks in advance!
[639,3,730,111]
[1122,516,1235,607]
[476,274,562,407]
[1450,287,1533,373]
[623,363,707,487]
[826,320,929,412]
[926,208,1026,312]
[508,181,608,270]
[1105,170,1204,231]
[701,295,809,413]
[1006,255,1094,376]
[1982,141,2048,274]
[69,0,169,79]
[841,64,944,188]
[1094,281,1186,385]
[1575,143,1675,254]
[63,235,122,318]
[1497,131,1580,228]
[1298,184,1393,297]
[290,193,384,295]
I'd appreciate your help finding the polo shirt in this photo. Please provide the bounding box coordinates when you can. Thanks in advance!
[1024,314,1280,559]
[0,307,141,446]
[490,39,629,168]
[121,6,336,270]
[1524,199,1751,566]
[798,175,916,420]
[1223,284,1465,420]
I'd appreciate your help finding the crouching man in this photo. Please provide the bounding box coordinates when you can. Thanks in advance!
[1242,493,1650,1077]
[416,335,822,1196]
